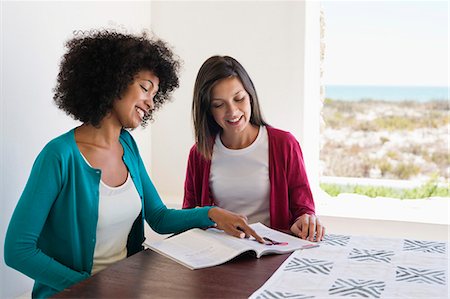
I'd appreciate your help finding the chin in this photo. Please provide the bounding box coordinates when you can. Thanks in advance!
[123,122,139,130]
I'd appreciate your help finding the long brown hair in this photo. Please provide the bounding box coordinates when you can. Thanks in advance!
[192,55,268,160]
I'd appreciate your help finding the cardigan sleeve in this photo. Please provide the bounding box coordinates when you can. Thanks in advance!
[285,134,316,221]
[129,140,215,233]
[4,146,89,293]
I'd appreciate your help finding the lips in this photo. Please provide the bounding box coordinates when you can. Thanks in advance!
[226,115,243,124]
[135,106,147,120]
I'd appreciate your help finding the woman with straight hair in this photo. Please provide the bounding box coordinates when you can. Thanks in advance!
[183,55,325,241]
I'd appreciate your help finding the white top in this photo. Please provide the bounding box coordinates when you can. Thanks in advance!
[210,126,270,226]
[80,154,141,274]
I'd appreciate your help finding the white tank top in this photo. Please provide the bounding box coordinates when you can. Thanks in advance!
[210,126,270,226]
[80,154,141,274]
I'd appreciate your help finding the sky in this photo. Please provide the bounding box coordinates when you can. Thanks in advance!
[322,0,449,86]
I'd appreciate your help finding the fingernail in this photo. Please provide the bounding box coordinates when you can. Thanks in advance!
[239,232,245,238]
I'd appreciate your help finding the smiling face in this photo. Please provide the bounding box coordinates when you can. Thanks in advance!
[210,76,255,142]
[111,70,159,129]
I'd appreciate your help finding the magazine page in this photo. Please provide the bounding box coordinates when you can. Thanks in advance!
[247,223,319,257]
[148,223,319,270]
[148,227,254,270]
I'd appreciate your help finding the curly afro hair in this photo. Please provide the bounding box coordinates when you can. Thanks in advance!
[53,29,181,127]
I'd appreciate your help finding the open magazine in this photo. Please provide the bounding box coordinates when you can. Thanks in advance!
[147,222,319,270]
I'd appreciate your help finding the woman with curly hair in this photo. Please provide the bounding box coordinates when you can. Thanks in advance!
[4,31,262,298]
[183,56,325,241]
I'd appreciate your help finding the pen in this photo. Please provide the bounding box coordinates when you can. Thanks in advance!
[263,237,289,246]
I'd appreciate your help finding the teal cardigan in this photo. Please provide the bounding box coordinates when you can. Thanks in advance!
[4,128,214,298]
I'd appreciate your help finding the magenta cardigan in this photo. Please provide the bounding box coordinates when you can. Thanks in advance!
[182,126,315,231]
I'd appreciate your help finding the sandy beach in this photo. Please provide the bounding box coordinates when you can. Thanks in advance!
[320,99,449,183]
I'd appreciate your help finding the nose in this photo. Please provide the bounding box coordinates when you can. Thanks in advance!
[225,102,238,115]
[145,97,155,111]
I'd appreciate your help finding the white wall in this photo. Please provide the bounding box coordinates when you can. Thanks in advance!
[0,2,153,298]
[149,1,320,201]
[1,1,321,297]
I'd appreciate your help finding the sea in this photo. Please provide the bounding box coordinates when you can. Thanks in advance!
[325,85,449,102]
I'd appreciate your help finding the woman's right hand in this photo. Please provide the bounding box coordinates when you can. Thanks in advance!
[207,207,264,243]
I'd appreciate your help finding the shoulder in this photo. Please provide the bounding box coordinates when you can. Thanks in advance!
[266,126,299,145]
[29,130,79,175]
[40,129,76,159]
[189,144,200,156]
[187,143,212,167]
[188,144,204,161]
[266,126,305,163]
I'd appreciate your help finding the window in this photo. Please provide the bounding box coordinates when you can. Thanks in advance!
[316,1,449,226]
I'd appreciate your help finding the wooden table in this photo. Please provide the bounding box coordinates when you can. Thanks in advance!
[53,249,289,298]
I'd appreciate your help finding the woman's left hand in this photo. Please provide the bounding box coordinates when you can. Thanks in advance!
[290,214,325,242]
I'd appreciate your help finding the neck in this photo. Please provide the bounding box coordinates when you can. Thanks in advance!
[220,125,259,149]
[75,118,122,149]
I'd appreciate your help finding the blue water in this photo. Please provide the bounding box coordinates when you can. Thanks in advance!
[325,85,449,102]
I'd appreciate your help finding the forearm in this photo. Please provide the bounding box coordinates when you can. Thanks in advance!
[5,224,89,291]
[146,205,214,234]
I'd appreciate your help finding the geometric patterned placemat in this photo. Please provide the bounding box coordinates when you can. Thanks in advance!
[250,234,448,298]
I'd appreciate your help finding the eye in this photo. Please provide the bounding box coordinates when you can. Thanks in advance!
[140,85,149,93]
[235,97,245,102]
[211,103,224,109]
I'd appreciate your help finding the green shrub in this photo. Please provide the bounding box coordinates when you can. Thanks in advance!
[431,151,450,165]
[393,163,421,180]
[377,158,392,176]
[373,116,417,131]
[320,184,342,197]
[386,151,398,159]
[380,136,390,144]
[324,98,334,105]
[320,179,450,199]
